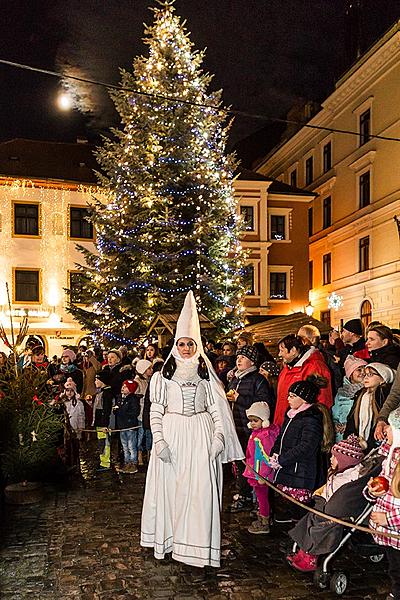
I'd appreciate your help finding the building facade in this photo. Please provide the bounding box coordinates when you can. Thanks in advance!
[256,21,400,329]
[235,170,313,319]
[0,139,97,356]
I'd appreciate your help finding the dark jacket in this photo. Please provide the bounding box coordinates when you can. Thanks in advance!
[271,404,323,490]
[114,393,140,430]
[229,369,274,441]
[93,385,114,428]
[100,364,125,398]
[344,384,391,451]
[369,344,400,370]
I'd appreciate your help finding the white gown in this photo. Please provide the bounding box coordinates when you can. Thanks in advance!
[140,365,224,568]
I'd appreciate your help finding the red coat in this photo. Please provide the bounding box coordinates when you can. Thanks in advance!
[274,347,333,427]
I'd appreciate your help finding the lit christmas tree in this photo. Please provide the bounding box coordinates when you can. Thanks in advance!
[69,1,246,344]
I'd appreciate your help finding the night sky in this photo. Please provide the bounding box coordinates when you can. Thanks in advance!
[0,0,399,162]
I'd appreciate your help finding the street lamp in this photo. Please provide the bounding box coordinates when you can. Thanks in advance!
[305,302,314,317]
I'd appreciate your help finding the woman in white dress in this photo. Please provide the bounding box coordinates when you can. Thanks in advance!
[140,291,244,568]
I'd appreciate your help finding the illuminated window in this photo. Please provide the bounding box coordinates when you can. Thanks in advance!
[69,272,88,304]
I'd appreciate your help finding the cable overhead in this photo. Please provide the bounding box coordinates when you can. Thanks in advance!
[1,57,400,143]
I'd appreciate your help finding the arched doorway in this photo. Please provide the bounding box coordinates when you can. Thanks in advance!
[360,299,372,329]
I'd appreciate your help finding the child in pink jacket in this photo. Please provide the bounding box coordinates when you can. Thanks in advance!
[243,401,279,534]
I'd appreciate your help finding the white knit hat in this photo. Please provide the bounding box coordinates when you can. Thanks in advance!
[367,362,396,384]
[135,359,152,375]
[246,401,270,428]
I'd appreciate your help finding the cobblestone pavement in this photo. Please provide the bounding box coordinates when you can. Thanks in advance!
[0,450,392,600]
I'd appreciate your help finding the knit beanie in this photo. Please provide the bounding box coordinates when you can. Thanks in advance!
[343,319,364,337]
[64,377,77,392]
[107,349,122,362]
[288,378,319,404]
[331,434,366,472]
[62,348,76,362]
[344,355,367,380]
[236,345,258,365]
[367,362,396,384]
[246,401,270,428]
[135,359,152,375]
[260,360,280,377]
[122,379,137,394]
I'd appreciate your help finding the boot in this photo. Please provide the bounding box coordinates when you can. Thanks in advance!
[286,548,306,566]
[126,463,138,474]
[291,551,318,572]
[247,516,270,535]
[138,451,144,466]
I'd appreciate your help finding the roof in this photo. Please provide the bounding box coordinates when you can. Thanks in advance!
[241,311,331,346]
[235,168,315,197]
[147,312,215,337]
[267,179,316,197]
[235,168,270,182]
[0,138,98,184]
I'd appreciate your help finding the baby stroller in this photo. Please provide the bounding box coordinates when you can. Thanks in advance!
[289,446,385,595]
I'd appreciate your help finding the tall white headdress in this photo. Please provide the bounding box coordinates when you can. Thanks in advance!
[167,291,244,463]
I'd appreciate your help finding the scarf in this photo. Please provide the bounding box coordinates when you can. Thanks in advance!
[287,402,311,419]
[60,363,77,374]
[358,391,373,440]
[234,365,257,380]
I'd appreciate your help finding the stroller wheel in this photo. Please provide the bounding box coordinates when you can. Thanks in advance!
[330,571,348,595]
[313,566,329,589]
[369,553,385,563]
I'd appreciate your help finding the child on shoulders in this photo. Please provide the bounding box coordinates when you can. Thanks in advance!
[243,402,279,534]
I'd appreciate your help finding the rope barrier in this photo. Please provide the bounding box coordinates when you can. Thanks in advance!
[243,460,400,542]
[76,424,141,434]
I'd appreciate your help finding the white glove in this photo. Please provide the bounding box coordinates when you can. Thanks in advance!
[210,436,225,460]
[157,445,172,463]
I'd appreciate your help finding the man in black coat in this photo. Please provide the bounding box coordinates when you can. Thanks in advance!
[227,345,275,512]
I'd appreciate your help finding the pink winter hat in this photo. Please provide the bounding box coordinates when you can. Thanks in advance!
[344,355,367,380]
[62,348,76,362]
[332,434,367,472]
[64,377,77,392]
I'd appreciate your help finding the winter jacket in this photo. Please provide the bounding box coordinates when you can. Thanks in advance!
[331,377,364,442]
[228,370,274,442]
[243,423,280,485]
[344,384,391,451]
[365,444,400,550]
[100,364,125,398]
[369,343,400,370]
[271,403,323,490]
[81,356,102,397]
[274,347,333,427]
[378,364,400,423]
[318,463,362,502]
[65,399,85,432]
[51,365,84,394]
[114,393,140,430]
[92,385,114,428]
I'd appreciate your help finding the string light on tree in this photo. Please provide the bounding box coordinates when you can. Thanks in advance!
[68,1,246,342]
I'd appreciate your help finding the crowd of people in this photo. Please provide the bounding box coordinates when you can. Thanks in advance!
[2,312,400,599]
